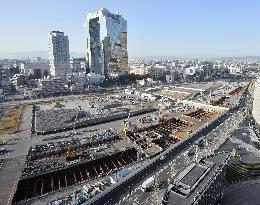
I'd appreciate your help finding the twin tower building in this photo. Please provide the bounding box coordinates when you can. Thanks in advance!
[48,8,128,78]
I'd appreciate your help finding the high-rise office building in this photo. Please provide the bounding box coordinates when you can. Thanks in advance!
[85,8,128,77]
[48,31,71,77]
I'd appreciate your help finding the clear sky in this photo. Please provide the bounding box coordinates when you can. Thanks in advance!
[0,0,260,58]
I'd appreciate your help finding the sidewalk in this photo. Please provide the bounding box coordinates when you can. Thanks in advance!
[0,105,33,205]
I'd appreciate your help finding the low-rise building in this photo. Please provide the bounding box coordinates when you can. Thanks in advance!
[20,62,50,78]
[86,73,105,85]
[228,66,243,76]
[0,67,10,81]
[10,74,26,87]
[165,69,184,84]
[149,66,167,79]
[70,57,88,73]
[130,65,150,76]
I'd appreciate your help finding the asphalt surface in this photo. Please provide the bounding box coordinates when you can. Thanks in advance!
[87,105,245,205]
[222,179,260,205]
[0,82,250,205]
[126,111,244,205]
[0,106,39,205]
[89,85,249,205]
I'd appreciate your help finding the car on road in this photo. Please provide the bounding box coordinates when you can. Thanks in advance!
[195,136,205,147]
[160,155,166,160]
[141,176,155,191]
[0,147,6,154]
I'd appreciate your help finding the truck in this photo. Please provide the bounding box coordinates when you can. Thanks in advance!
[141,176,155,191]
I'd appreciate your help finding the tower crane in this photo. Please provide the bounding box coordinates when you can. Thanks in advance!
[66,138,74,161]
[66,106,81,161]
[122,120,129,136]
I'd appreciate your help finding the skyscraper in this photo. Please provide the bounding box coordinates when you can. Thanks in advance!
[48,31,71,77]
[85,8,128,77]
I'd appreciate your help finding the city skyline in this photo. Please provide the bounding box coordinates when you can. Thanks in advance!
[1,2,260,204]
[1,0,260,58]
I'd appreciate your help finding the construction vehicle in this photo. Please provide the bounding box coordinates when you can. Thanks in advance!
[122,120,129,136]
[231,149,240,158]
[0,140,7,145]
[66,139,74,161]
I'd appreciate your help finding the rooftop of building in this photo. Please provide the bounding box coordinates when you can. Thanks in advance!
[164,152,231,205]
[50,31,64,34]
[87,8,125,20]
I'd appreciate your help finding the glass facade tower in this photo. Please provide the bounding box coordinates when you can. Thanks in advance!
[85,8,128,77]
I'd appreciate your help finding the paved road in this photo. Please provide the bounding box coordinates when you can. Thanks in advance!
[88,84,249,205]
[116,108,245,205]
[0,105,36,205]
[0,83,249,205]
[86,105,242,205]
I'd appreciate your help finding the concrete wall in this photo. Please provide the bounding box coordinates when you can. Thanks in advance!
[177,99,228,112]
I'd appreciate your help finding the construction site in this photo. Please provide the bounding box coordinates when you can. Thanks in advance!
[12,147,138,203]
[6,81,247,205]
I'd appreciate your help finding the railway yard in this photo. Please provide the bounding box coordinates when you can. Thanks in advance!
[0,81,248,205]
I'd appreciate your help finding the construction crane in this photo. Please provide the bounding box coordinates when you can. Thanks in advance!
[66,106,81,161]
[66,138,74,161]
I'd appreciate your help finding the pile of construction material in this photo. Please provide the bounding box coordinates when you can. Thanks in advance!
[34,106,156,134]
[186,109,212,121]
[35,108,89,134]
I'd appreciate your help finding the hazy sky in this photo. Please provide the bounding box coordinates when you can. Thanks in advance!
[1,0,260,58]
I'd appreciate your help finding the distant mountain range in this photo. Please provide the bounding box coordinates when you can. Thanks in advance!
[0,51,85,59]
[1,51,260,61]
[208,56,260,61]
[130,55,260,61]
